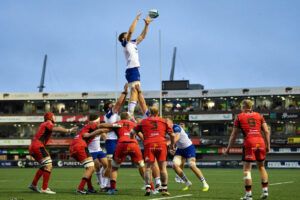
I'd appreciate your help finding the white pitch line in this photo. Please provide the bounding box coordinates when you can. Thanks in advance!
[270,181,294,186]
[149,194,192,200]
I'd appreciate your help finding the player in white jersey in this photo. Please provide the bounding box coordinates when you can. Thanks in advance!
[118,12,152,117]
[167,119,209,192]
[87,116,109,192]
[103,84,128,189]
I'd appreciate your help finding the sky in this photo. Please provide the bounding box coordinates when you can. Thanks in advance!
[0,0,299,93]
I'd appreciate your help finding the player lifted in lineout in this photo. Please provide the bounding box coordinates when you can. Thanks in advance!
[225,99,270,200]
[118,12,152,117]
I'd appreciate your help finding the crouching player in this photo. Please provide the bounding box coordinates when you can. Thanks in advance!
[107,112,145,195]
[28,112,77,194]
[224,99,270,200]
[167,119,209,191]
[70,114,120,194]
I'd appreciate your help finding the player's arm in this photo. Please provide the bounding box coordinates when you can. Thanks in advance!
[136,16,152,45]
[112,83,128,113]
[97,123,122,129]
[82,128,110,139]
[224,127,239,155]
[135,84,148,115]
[126,12,141,42]
[262,122,271,153]
[52,126,77,134]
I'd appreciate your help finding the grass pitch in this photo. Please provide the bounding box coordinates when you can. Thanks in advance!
[0,168,299,200]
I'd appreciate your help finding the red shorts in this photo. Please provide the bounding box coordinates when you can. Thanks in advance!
[69,143,91,163]
[242,138,266,162]
[114,142,143,164]
[144,142,167,163]
[29,141,50,163]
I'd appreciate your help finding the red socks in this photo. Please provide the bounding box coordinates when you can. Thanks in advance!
[42,170,51,190]
[78,177,88,191]
[32,168,44,186]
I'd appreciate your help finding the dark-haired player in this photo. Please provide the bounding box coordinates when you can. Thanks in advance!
[118,12,152,116]
[70,114,120,194]
[28,112,77,194]
[225,99,270,200]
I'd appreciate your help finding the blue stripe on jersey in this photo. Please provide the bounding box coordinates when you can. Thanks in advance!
[105,109,113,119]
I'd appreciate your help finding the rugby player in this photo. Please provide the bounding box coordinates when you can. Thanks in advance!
[28,112,77,194]
[225,99,270,200]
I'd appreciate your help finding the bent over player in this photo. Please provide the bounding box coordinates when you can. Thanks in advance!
[107,112,145,195]
[225,99,271,200]
[28,112,77,194]
[118,12,152,116]
[167,118,209,192]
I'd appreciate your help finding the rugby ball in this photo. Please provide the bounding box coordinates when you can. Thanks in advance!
[149,9,159,19]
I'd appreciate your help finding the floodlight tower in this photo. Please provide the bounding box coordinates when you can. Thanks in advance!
[38,54,47,93]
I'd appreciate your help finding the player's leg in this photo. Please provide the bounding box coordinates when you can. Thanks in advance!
[128,82,139,117]
[152,160,161,189]
[188,157,209,191]
[173,155,192,190]
[144,144,155,196]
[157,144,170,196]
[174,158,185,184]
[29,144,44,192]
[241,162,253,200]
[105,139,117,189]
[256,146,268,199]
[77,157,95,194]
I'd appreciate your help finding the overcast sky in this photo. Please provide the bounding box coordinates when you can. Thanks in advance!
[0,0,299,93]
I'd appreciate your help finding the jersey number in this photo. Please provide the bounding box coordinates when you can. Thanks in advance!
[247,118,256,127]
[150,121,158,131]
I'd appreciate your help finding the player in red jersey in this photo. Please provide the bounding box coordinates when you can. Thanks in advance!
[70,114,120,194]
[225,99,270,200]
[28,112,77,194]
[107,112,145,195]
[132,106,175,196]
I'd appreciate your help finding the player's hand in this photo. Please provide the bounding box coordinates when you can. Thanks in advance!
[223,148,230,156]
[136,12,142,20]
[266,145,271,153]
[69,127,78,134]
[144,16,152,25]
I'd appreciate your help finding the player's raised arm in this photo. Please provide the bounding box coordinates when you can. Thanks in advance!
[126,12,142,42]
[262,122,271,153]
[136,16,152,45]
[52,126,77,134]
[112,83,128,113]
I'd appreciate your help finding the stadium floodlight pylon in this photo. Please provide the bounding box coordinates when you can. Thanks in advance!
[38,54,47,93]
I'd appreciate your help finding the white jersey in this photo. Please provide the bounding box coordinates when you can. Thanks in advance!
[173,124,192,149]
[122,40,140,68]
[88,135,102,153]
[104,109,120,140]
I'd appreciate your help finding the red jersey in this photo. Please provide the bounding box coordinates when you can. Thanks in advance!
[134,116,172,145]
[32,121,54,145]
[115,119,137,144]
[234,111,266,139]
[72,122,98,146]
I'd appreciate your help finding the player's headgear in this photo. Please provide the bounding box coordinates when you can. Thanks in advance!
[118,32,127,42]
[44,112,54,122]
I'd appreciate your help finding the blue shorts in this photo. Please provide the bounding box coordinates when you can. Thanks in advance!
[105,139,118,155]
[175,145,196,159]
[90,151,106,160]
[125,67,140,83]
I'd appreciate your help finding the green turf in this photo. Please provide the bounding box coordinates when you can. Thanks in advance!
[0,168,299,200]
